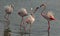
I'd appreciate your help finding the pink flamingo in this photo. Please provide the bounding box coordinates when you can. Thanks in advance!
[23,13,35,36]
[23,6,39,36]
[4,4,14,29]
[24,7,39,33]
[24,7,39,32]
[40,3,55,36]
[18,8,28,32]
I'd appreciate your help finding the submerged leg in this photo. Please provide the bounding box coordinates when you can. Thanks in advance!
[48,21,50,36]
[29,24,31,36]
[4,14,11,36]
[20,17,24,32]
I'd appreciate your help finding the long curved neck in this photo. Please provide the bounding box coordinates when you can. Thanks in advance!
[33,7,39,14]
[41,7,46,15]
[30,13,34,18]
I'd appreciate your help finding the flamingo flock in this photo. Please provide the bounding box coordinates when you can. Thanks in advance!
[3,2,55,36]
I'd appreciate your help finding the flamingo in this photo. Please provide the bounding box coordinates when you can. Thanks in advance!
[24,7,39,33]
[23,7,39,33]
[4,4,14,29]
[18,8,28,32]
[4,4,14,36]
[23,13,35,36]
[40,3,55,36]
[4,4,14,20]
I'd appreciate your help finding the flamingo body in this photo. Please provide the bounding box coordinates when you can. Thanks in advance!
[25,15,35,24]
[5,4,14,14]
[41,11,55,21]
[40,3,55,36]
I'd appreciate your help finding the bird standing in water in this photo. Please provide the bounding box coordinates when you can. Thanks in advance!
[4,4,14,36]
[18,6,39,36]
[40,3,55,36]
[23,7,39,36]
[23,13,35,36]
[4,4,14,29]
[18,8,28,32]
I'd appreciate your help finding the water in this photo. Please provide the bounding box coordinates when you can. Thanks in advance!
[0,0,60,36]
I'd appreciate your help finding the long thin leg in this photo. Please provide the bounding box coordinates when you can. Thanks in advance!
[7,14,10,28]
[4,13,7,29]
[20,17,27,36]
[20,17,23,32]
[23,21,26,33]
[6,14,10,29]
[29,24,31,36]
[48,21,50,36]
[4,14,11,36]
[21,20,26,36]
[4,14,10,29]
[4,13,7,19]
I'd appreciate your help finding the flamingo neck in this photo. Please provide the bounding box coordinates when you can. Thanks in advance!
[33,7,39,14]
[41,7,46,15]
[48,21,50,30]
[41,7,46,14]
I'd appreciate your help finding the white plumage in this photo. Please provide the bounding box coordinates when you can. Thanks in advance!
[18,8,28,17]
[4,4,14,14]
[24,14,35,24]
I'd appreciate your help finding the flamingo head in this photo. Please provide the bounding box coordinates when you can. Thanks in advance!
[49,16,55,21]
[18,8,28,17]
[40,3,47,8]
[10,4,14,9]
[47,11,55,21]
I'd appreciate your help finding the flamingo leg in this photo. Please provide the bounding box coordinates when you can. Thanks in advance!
[23,21,26,33]
[4,13,10,29]
[7,14,10,29]
[48,21,50,36]
[20,17,27,36]
[4,14,11,36]
[4,14,7,30]
[29,24,31,36]
[22,20,27,36]
[6,14,10,28]
[4,13,7,19]
[20,17,23,32]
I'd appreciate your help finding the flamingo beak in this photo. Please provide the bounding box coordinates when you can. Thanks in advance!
[50,17,55,21]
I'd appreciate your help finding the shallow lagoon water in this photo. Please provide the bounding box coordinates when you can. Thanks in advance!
[0,0,60,36]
